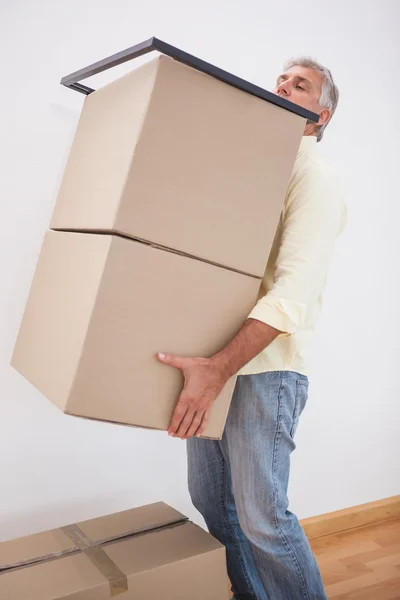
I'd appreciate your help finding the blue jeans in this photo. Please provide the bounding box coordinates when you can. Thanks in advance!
[187,371,327,600]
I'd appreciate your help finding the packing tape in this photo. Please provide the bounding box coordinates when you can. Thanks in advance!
[61,524,128,596]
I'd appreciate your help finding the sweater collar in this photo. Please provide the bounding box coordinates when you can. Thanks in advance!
[298,135,318,152]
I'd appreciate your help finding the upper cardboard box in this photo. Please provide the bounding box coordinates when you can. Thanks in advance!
[51,51,306,277]
[0,502,229,600]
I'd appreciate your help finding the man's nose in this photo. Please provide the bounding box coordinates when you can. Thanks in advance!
[276,82,290,97]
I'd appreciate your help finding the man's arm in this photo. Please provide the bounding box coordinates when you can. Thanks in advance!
[211,319,281,379]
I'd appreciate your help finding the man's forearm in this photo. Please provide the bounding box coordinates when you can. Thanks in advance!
[211,318,281,378]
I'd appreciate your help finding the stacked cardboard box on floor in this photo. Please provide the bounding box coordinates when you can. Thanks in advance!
[11,53,306,439]
[0,502,230,599]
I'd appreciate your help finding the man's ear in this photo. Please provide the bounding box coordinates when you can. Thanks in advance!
[318,107,331,126]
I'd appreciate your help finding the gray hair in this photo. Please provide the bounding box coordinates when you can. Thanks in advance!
[284,57,339,142]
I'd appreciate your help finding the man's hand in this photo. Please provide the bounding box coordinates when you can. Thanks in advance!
[157,319,281,439]
[156,353,229,439]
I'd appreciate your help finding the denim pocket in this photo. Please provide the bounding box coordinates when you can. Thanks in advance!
[290,380,308,438]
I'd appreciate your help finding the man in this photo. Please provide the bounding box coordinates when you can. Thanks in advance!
[157,57,347,600]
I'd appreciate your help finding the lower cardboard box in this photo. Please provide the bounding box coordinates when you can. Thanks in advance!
[11,230,261,439]
[0,502,229,599]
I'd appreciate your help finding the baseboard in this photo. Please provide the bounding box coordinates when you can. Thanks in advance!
[300,494,400,540]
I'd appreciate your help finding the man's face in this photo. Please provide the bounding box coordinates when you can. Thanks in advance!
[274,66,324,116]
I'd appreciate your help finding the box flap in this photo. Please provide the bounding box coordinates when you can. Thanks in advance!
[103,521,224,576]
[0,502,187,571]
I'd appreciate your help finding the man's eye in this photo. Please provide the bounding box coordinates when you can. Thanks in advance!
[296,85,305,91]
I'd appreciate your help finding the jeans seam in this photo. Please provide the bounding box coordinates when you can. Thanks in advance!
[290,380,301,438]
[219,457,256,596]
[272,374,311,600]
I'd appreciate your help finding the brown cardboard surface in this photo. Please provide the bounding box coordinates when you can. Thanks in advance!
[0,504,228,599]
[12,230,260,439]
[51,55,305,277]
[0,503,186,570]
[10,230,111,412]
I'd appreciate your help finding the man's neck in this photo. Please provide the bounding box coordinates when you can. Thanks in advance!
[303,123,318,138]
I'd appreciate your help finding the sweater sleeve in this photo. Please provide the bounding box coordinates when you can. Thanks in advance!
[248,165,347,336]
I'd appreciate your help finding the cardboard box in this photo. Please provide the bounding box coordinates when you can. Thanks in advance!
[11,230,261,439]
[51,55,305,277]
[0,502,229,599]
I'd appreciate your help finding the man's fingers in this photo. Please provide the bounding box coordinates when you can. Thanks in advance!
[168,399,188,435]
[157,353,188,369]
[183,413,204,439]
[174,409,196,439]
[176,408,196,439]
[195,409,211,438]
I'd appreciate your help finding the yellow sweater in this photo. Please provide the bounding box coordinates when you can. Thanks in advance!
[239,136,347,377]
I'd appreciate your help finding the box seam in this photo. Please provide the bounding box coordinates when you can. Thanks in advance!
[0,519,189,574]
[50,228,262,280]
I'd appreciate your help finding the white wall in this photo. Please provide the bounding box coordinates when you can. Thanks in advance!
[1,0,399,542]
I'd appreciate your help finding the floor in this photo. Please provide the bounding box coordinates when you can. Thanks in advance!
[310,518,400,599]
[228,518,400,599]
